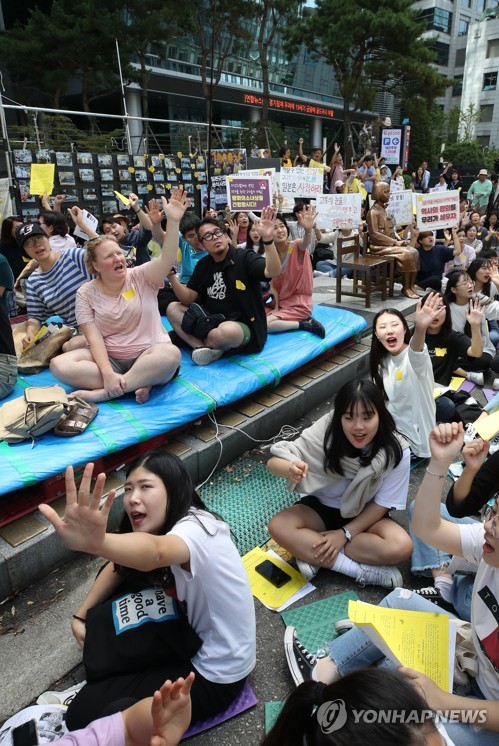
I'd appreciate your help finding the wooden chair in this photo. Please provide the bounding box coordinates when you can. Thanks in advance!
[335,235,390,308]
[363,231,396,298]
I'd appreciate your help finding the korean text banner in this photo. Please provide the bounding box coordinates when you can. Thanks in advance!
[416,190,460,231]
[227,176,272,212]
[315,193,362,230]
[280,167,323,199]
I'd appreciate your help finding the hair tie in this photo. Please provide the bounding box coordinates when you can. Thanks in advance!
[313,682,327,705]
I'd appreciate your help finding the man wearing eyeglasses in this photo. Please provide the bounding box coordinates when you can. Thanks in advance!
[166,207,282,365]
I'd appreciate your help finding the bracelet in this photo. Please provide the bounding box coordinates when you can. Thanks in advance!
[262,239,274,245]
[134,207,141,214]
[72,614,86,623]
[425,468,447,479]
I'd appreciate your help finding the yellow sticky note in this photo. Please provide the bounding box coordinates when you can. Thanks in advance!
[122,288,136,301]
[235,280,246,290]
[449,376,465,391]
[114,191,130,206]
[30,164,55,196]
[475,410,499,441]
[395,370,402,381]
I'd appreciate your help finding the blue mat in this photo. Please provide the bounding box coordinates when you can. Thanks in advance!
[0,305,366,496]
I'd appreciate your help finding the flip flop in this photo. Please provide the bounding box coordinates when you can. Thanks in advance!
[54,397,98,437]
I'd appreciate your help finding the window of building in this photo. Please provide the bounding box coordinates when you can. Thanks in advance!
[417,7,453,33]
[483,71,498,90]
[477,135,490,147]
[487,39,499,57]
[460,0,471,7]
[452,75,463,95]
[480,104,494,121]
[476,0,486,11]
[458,18,469,35]
[432,41,450,66]
[455,47,467,66]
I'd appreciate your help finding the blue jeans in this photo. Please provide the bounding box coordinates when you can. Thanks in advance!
[315,260,350,278]
[408,501,476,575]
[328,589,497,744]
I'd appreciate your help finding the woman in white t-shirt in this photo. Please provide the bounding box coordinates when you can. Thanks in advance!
[267,379,412,587]
[39,448,256,732]
[50,191,186,404]
[369,296,441,458]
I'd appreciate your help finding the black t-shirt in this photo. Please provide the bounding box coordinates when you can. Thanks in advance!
[417,244,454,283]
[0,300,15,356]
[0,241,29,280]
[187,246,268,353]
[426,328,470,385]
[446,449,499,518]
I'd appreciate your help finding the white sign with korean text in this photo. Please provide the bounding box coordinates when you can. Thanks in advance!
[386,190,414,227]
[416,190,460,231]
[280,167,324,199]
[237,168,278,195]
[315,193,362,230]
[381,129,402,165]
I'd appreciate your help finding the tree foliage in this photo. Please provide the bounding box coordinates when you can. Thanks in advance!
[284,0,448,159]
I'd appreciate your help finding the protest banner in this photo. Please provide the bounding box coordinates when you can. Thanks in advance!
[237,168,277,195]
[429,184,448,193]
[416,190,460,231]
[280,167,324,200]
[315,193,362,230]
[381,129,402,165]
[389,179,404,193]
[386,190,414,227]
[227,176,272,212]
[210,174,228,208]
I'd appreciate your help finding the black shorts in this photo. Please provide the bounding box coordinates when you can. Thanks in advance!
[298,495,351,531]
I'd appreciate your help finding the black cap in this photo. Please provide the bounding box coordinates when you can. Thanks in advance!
[16,223,47,249]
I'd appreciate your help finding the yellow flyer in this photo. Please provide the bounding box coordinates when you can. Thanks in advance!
[475,409,499,441]
[242,547,305,610]
[348,600,455,691]
[30,164,55,196]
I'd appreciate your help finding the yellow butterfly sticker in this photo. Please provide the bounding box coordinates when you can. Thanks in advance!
[434,348,447,357]
[122,288,136,301]
[235,280,246,290]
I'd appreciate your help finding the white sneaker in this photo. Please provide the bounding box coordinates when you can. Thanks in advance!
[191,347,224,366]
[355,564,403,589]
[313,270,331,277]
[296,558,320,581]
[334,618,354,635]
[467,371,484,386]
[493,378,499,391]
[37,681,86,707]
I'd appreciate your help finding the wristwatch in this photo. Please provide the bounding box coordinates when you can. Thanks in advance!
[342,526,352,542]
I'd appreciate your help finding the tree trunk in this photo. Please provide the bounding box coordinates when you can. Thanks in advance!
[259,54,270,149]
[343,99,353,164]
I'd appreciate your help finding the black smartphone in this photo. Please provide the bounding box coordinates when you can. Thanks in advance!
[12,720,39,746]
[255,559,291,588]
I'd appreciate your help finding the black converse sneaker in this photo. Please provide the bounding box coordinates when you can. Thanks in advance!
[284,626,322,686]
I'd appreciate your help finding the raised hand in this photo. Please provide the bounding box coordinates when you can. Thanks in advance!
[38,463,116,555]
[466,297,484,327]
[145,198,163,225]
[54,194,66,206]
[414,292,442,331]
[68,205,85,226]
[161,187,190,224]
[428,422,464,468]
[462,437,490,473]
[227,218,238,237]
[297,204,317,232]
[255,206,277,242]
[150,673,195,746]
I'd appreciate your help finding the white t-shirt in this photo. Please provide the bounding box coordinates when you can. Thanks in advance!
[450,302,495,357]
[381,345,436,457]
[459,522,499,700]
[168,510,256,684]
[314,447,410,511]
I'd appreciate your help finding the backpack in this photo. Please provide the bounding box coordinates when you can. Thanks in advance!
[0,385,71,444]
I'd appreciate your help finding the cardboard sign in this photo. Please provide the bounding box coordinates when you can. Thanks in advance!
[227,176,272,211]
[416,190,460,231]
[280,167,324,199]
[315,193,362,230]
[30,163,55,196]
[386,190,414,227]
[381,128,402,165]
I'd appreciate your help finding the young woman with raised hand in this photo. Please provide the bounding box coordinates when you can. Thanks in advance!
[265,208,325,338]
[370,295,441,458]
[267,379,412,587]
[50,190,188,404]
[38,448,255,731]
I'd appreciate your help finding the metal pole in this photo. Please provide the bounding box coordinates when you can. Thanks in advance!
[206,0,217,209]
[115,38,133,154]
[0,79,13,184]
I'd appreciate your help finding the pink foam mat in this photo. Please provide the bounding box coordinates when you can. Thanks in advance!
[182,681,258,739]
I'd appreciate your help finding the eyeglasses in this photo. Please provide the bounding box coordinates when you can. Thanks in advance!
[24,235,46,249]
[455,279,473,287]
[200,228,225,243]
[482,497,499,539]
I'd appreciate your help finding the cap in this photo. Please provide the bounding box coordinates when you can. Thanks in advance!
[334,180,344,188]
[16,222,46,249]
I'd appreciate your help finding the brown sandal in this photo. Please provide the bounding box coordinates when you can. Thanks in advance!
[54,397,98,437]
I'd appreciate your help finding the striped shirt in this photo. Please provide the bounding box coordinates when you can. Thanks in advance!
[26,247,91,326]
